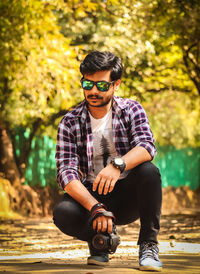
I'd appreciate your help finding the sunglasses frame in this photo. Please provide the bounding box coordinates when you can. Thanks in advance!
[81,78,115,92]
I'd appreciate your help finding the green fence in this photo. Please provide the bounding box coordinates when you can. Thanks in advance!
[154,146,200,190]
[16,132,200,190]
[25,136,56,187]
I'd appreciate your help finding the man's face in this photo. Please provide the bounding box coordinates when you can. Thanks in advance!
[83,70,117,108]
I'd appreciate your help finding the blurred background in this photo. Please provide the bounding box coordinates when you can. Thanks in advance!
[0,0,199,218]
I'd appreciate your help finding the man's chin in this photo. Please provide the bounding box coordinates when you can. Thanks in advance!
[88,102,109,108]
[86,99,112,108]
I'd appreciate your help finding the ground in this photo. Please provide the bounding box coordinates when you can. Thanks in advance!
[0,208,200,273]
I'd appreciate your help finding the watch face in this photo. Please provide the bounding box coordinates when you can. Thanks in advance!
[115,158,123,165]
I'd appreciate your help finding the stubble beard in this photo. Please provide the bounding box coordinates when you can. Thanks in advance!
[85,94,113,108]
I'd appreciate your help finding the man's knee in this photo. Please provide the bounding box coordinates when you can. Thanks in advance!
[53,199,72,227]
[135,162,161,185]
[53,196,92,241]
[54,198,81,225]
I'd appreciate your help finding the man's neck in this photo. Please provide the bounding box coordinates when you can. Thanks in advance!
[88,101,112,119]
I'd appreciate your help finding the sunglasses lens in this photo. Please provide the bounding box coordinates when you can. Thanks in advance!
[81,79,112,91]
[97,81,110,91]
[82,80,94,90]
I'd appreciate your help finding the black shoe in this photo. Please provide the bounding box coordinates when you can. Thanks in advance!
[139,242,162,272]
[87,242,109,266]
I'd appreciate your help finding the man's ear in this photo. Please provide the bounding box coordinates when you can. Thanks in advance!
[115,79,121,90]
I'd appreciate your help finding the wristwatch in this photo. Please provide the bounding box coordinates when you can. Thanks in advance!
[110,157,126,173]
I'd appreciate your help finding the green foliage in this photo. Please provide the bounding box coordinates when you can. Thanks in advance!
[0,0,199,160]
[0,0,83,177]
[57,0,200,148]
[143,91,200,148]
[142,0,200,94]
[0,0,80,129]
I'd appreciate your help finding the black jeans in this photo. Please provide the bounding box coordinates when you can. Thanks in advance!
[53,162,162,245]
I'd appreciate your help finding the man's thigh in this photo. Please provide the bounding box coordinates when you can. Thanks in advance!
[87,162,160,225]
[86,174,140,225]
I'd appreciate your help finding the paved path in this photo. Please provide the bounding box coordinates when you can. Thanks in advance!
[1,254,200,273]
[0,209,200,273]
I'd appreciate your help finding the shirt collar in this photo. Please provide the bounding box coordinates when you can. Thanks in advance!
[112,96,127,115]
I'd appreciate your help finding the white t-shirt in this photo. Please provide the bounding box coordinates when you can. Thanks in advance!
[87,109,129,183]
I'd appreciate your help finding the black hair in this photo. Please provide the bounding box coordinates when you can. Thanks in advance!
[80,51,123,81]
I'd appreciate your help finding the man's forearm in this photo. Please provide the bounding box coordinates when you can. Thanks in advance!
[122,146,152,171]
[63,146,151,210]
[64,179,113,234]
[64,179,99,211]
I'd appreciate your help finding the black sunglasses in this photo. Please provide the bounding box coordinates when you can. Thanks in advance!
[81,78,115,92]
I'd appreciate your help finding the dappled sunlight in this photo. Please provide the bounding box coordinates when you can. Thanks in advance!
[1,211,200,258]
[0,178,20,219]
[0,1,200,273]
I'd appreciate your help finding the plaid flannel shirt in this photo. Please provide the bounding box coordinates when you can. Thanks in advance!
[56,96,156,190]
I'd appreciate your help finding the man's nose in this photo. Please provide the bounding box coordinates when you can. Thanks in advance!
[90,84,99,93]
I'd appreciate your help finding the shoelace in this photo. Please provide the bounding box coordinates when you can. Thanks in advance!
[139,242,159,261]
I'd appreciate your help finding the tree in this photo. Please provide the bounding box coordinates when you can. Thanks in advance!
[0,0,199,213]
[144,0,200,95]
[58,0,200,147]
[133,0,200,147]
[0,0,124,186]
[0,0,82,215]
[0,0,80,186]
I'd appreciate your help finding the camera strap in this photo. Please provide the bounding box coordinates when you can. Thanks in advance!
[89,210,116,224]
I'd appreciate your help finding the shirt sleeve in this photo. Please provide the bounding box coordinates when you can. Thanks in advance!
[55,118,80,190]
[129,101,156,159]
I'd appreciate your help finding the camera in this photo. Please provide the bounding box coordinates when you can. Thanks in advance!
[91,232,120,254]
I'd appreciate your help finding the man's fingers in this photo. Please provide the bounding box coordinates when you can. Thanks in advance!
[103,179,112,195]
[108,179,117,193]
[93,216,113,233]
[93,175,107,195]
[101,218,108,232]
[93,219,97,231]
[93,165,120,195]
[93,217,104,232]
[93,219,103,232]
[93,217,113,234]
[98,178,106,195]
[92,175,101,191]
[107,218,113,234]
[97,220,102,232]
[101,217,113,233]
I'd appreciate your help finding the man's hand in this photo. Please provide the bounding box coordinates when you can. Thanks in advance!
[93,211,113,233]
[92,164,120,195]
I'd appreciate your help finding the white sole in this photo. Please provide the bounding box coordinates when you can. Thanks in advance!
[139,265,162,272]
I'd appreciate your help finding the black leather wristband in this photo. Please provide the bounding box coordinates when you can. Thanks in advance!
[90,203,107,213]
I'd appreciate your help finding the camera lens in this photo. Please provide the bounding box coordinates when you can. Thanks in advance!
[92,234,108,250]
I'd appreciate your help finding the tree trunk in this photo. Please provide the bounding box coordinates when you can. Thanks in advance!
[0,121,43,216]
[0,120,21,186]
[183,42,200,96]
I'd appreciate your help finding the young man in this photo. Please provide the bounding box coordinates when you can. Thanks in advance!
[53,51,162,271]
